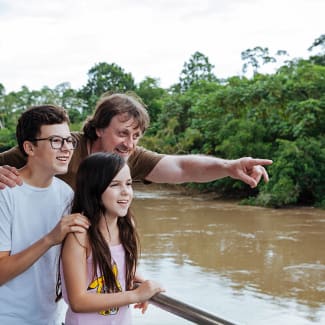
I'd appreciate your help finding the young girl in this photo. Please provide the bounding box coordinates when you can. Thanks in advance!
[58,152,164,324]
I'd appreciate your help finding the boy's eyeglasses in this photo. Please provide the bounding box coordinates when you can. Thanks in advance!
[31,136,78,150]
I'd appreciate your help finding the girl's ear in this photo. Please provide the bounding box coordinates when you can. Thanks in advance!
[96,128,103,138]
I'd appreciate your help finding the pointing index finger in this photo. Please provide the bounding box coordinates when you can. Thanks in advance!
[250,159,273,166]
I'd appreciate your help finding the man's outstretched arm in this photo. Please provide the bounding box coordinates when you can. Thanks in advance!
[145,155,273,188]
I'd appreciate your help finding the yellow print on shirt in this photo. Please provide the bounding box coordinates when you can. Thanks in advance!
[87,263,122,316]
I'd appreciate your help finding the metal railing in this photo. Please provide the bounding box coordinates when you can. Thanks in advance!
[149,291,238,325]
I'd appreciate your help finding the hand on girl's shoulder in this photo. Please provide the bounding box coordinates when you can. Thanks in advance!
[66,231,90,252]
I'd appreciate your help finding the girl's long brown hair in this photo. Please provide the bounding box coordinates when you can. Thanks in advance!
[58,152,139,298]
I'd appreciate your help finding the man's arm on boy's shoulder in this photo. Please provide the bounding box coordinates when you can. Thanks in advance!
[0,147,26,188]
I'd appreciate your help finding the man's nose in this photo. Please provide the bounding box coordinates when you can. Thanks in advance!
[123,136,134,148]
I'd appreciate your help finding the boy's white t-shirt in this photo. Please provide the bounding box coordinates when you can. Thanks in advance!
[0,177,73,325]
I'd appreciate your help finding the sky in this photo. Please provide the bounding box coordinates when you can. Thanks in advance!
[0,0,324,93]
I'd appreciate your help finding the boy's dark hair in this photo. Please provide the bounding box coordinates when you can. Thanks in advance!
[83,92,150,141]
[16,105,70,156]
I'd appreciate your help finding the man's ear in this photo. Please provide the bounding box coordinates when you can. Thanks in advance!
[23,141,35,156]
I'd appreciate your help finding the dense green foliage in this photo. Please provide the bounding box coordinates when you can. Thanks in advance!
[1,35,324,208]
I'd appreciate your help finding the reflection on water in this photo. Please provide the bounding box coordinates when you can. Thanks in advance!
[131,184,325,325]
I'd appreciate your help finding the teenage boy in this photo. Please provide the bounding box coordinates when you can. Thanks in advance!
[0,105,90,324]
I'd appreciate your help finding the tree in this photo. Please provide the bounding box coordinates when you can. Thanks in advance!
[0,83,4,96]
[0,84,6,129]
[136,77,167,131]
[79,62,136,113]
[179,51,217,91]
[308,34,325,66]
[308,34,325,52]
[241,47,288,76]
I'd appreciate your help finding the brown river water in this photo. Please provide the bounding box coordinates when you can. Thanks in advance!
[131,184,325,325]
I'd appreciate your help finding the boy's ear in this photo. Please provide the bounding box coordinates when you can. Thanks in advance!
[23,141,35,156]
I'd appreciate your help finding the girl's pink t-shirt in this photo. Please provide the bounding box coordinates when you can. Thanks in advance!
[61,244,132,325]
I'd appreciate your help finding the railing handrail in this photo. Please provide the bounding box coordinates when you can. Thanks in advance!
[149,291,238,325]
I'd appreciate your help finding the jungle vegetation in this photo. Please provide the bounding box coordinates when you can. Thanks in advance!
[1,35,324,208]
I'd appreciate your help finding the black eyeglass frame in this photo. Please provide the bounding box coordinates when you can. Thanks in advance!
[30,135,78,150]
